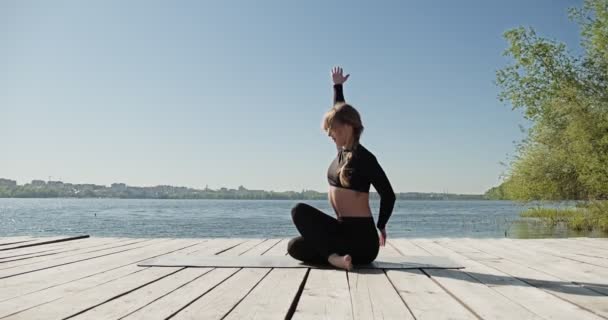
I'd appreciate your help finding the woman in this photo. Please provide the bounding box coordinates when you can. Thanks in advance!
[287,66,396,271]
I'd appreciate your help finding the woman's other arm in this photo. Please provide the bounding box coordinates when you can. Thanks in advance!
[366,154,396,231]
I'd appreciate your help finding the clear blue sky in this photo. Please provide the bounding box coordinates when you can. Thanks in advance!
[1,0,583,194]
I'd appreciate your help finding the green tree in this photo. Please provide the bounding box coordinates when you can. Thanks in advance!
[494,0,608,201]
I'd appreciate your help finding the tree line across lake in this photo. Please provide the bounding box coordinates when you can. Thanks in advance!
[0,178,483,200]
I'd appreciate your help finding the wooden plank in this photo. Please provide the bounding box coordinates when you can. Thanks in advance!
[5,268,184,320]
[261,238,289,256]
[451,238,608,319]
[545,238,608,258]
[387,239,477,320]
[0,237,70,250]
[0,239,241,319]
[0,235,90,251]
[0,237,160,277]
[121,239,271,319]
[122,268,238,320]
[411,239,550,320]
[339,241,414,320]
[0,238,222,319]
[505,239,608,268]
[225,267,307,319]
[291,268,352,320]
[436,238,606,319]
[349,268,415,320]
[65,239,246,320]
[221,238,306,320]
[0,238,179,301]
[0,237,36,247]
[170,239,283,319]
[290,239,421,320]
[172,267,270,319]
[0,237,132,261]
[481,238,608,295]
[0,238,141,267]
[388,238,432,256]
[434,239,601,319]
[3,237,603,319]
[290,242,409,319]
[0,238,158,279]
[567,238,608,251]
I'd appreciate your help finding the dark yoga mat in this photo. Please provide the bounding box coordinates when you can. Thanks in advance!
[138,255,464,269]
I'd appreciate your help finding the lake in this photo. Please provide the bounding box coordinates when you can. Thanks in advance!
[0,198,604,239]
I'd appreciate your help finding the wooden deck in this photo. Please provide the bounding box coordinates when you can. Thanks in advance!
[0,236,606,319]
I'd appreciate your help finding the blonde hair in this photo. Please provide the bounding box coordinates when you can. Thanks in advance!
[321,102,365,187]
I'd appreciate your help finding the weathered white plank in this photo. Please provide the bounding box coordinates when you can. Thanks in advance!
[221,238,305,319]
[0,238,158,279]
[412,239,546,320]
[0,238,177,301]
[0,239,218,318]
[256,238,288,256]
[504,238,608,268]
[482,238,608,295]
[0,237,131,261]
[452,238,608,319]
[291,268,352,320]
[387,239,478,320]
[172,267,271,320]
[222,268,306,320]
[0,235,89,251]
[122,239,271,320]
[0,238,141,267]
[69,239,246,320]
[2,236,605,320]
[433,238,605,320]
[171,239,283,319]
[340,242,414,319]
[349,268,415,320]
[0,237,36,247]
[5,267,184,320]
[567,238,608,251]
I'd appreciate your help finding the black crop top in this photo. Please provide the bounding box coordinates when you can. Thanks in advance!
[328,84,396,230]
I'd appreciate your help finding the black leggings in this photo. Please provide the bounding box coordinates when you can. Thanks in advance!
[287,202,380,265]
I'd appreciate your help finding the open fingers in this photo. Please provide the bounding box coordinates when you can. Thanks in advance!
[331,66,344,75]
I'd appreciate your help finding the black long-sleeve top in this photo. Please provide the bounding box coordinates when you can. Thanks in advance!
[328,84,396,230]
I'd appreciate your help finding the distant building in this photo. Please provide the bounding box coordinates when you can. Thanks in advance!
[111,183,127,190]
[48,181,64,187]
[79,184,105,190]
[31,180,46,186]
[0,178,17,188]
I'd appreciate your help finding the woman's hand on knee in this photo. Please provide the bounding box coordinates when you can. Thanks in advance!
[378,228,387,246]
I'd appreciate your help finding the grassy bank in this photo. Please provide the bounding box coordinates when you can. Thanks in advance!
[521,201,608,233]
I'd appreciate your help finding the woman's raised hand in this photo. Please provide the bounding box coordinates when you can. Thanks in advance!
[331,66,350,85]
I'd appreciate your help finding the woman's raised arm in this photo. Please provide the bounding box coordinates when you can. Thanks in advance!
[331,66,349,105]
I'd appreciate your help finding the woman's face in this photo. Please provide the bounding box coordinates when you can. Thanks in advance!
[328,121,352,148]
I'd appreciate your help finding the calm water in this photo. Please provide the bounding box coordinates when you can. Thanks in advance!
[0,198,604,239]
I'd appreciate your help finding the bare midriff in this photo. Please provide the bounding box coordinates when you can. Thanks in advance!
[328,186,372,220]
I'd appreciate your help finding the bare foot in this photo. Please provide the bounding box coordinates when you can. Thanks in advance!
[328,253,353,271]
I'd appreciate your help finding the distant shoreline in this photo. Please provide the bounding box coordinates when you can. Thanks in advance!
[0,196,492,201]
[0,178,485,200]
